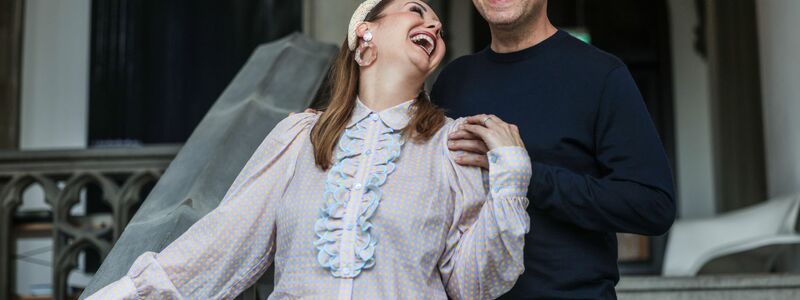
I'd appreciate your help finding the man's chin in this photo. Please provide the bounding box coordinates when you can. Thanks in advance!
[484,12,522,26]
[487,18,523,30]
[487,11,541,31]
[482,1,545,30]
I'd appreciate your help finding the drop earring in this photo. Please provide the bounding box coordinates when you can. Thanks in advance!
[355,30,377,66]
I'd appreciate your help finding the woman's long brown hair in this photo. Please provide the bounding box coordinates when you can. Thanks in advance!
[310,0,446,170]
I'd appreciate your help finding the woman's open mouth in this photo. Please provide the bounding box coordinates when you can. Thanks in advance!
[410,32,436,56]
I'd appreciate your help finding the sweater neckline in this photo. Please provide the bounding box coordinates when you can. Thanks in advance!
[482,29,566,63]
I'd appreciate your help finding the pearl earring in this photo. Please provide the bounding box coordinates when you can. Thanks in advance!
[363,31,373,43]
[355,30,377,66]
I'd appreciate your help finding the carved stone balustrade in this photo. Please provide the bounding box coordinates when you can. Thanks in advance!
[0,146,179,300]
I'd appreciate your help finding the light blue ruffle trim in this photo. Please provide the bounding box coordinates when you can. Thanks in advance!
[313,118,404,278]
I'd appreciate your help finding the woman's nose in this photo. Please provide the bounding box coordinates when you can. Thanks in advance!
[426,21,442,36]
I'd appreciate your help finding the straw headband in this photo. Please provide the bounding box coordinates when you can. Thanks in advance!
[348,0,385,50]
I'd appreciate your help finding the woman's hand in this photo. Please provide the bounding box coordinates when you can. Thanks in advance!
[447,114,525,169]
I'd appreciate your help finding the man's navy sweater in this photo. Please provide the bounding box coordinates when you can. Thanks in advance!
[431,30,676,299]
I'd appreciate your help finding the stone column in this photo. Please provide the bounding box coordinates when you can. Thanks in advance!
[20,0,90,150]
[706,0,767,212]
[0,0,23,150]
[756,0,800,198]
[667,0,716,218]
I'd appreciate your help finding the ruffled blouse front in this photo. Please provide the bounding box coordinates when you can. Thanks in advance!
[314,99,406,279]
[87,98,533,300]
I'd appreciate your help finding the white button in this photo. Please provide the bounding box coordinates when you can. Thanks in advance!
[370,114,379,121]
[353,183,363,190]
[342,267,350,274]
[346,224,354,230]
[365,149,372,155]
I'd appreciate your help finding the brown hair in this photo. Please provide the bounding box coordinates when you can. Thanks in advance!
[310,0,446,170]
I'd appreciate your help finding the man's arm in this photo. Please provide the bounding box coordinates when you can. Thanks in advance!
[540,66,675,235]
[450,66,676,235]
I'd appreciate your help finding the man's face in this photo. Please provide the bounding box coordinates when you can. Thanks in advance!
[472,0,546,29]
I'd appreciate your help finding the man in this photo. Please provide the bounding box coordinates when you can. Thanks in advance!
[431,0,676,299]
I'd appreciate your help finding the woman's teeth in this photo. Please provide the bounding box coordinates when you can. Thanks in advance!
[411,34,435,56]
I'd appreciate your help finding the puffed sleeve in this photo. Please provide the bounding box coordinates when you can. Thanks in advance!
[86,113,318,300]
[438,118,532,300]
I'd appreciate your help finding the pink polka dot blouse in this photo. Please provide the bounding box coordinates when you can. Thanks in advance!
[87,98,532,300]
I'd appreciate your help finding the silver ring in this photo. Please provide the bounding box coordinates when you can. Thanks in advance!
[482,117,493,126]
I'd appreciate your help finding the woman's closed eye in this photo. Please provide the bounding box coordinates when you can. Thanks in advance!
[410,5,424,17]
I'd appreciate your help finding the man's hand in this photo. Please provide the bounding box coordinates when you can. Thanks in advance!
[448,114,526,170]
[289,108,322,116]
[448,119,491,169]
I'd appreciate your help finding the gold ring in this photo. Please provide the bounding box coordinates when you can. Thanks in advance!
[482,117,493,126]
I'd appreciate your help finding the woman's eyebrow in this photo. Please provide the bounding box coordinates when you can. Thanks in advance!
[405,1,428,12]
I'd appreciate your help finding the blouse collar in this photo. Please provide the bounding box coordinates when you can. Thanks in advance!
[347,97,414,130]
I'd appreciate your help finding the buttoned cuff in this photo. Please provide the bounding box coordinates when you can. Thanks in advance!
[487,146,532,200]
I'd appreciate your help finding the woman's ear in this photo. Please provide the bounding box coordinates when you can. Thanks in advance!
[354,21,377,67]
[355,22,372,39]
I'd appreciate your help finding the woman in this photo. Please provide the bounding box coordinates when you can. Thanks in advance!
[87,0,531,299]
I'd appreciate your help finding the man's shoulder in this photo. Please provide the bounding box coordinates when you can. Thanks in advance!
[431,52,486,104]
[555,32,626,75]
[436,52,484,80]
[438,32,627,79]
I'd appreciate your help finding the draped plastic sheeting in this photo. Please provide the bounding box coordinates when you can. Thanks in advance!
[80,33,336,299]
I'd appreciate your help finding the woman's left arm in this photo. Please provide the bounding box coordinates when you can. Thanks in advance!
[86,113,318,299]
[439,117,532,300]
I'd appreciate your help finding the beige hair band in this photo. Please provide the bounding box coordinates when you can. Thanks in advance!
[347,0,385,50]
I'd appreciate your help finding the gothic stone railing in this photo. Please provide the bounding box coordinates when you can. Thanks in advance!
[0,146,178,300]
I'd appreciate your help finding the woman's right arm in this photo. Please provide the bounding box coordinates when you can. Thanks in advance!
[86,113,318,300]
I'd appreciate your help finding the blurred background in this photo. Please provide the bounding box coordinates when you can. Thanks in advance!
[1,0,799,299]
